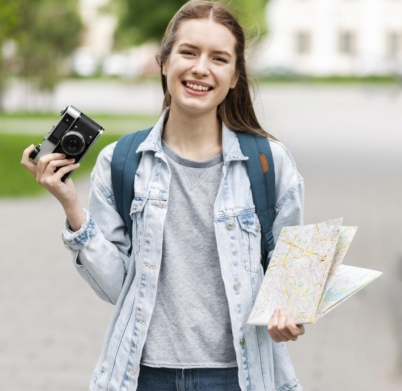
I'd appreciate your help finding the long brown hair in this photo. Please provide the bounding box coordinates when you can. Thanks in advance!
[156,0,274,138]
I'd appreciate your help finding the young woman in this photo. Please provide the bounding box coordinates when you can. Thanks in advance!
[22,1,305,390]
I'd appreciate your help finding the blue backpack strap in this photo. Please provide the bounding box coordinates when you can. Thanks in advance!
[236,131,276,272]
[111,127,153,244]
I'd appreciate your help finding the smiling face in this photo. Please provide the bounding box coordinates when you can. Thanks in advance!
[162,18,239,118]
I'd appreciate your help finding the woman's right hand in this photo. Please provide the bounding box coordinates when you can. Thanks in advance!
[21,145,86,231]
[21,144,80,207]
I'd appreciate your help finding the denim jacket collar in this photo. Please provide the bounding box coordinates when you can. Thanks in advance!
[136,108,248,164]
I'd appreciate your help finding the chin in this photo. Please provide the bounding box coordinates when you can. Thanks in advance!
[173,100,217,116]
[173,95,225,116]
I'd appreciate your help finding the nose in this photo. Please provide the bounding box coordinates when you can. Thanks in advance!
[191,55,210,76]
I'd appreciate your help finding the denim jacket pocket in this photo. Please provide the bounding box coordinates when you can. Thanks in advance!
[238,213,262,273]
[129,197,148,254]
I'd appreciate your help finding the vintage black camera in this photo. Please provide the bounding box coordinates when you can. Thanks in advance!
[30,106,104,182]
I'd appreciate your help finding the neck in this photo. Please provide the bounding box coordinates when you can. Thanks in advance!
[162,104,222,161]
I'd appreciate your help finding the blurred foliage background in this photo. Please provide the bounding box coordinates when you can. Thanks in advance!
[0,0,268,110]
[0,0,397,112]
[0,0,82,110]
[112,0,266,47]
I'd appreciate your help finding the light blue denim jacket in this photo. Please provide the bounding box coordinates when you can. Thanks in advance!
[62,109,304,391]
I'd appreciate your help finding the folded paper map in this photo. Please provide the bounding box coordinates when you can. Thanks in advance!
[247,218,382,325]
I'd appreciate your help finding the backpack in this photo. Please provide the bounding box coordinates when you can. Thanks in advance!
[111,128,276,272]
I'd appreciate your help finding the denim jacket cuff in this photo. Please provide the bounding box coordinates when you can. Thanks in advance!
[61,209,96,250]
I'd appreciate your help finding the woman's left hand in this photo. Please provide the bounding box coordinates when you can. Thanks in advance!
[268,308,305,342]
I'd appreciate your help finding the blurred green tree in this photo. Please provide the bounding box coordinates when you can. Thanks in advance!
[113,0,267,48]
[0,0,20,110]
[17,0,82,89]
[0,0,83,111]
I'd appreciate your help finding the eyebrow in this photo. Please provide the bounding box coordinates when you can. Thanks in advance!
[178,43,232,58]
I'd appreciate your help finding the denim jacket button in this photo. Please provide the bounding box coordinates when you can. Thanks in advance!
[234,282,241,290]
[226,220,235,230]
[240,337,246,346]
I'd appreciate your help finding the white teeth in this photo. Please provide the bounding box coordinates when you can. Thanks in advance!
[185,82,209,91]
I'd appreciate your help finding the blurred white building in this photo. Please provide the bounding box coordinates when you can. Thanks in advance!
[254,0,402,76]
[73,0,159,77]
[72,0,116,75]
[79,0,116,57]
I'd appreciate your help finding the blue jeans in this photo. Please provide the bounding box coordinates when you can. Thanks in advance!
[137,364,241,391]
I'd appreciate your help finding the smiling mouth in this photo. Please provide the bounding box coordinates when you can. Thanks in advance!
[182,81,213,92]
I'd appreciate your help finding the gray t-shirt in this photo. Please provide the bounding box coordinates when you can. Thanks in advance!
[140,141,237,368]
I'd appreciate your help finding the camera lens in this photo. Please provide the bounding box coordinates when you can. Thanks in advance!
[61,131,85,156]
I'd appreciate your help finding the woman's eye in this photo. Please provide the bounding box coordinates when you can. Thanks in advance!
[181,51,195,56]
[215,57,228,63]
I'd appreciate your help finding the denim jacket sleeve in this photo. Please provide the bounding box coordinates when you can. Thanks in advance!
[269,139,304,258]
[61,142,131,304]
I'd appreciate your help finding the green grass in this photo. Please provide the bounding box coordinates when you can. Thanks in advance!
[0,133,125,198]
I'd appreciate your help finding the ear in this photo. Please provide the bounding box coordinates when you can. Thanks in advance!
[162,59,169,76]
[230,70,239,89]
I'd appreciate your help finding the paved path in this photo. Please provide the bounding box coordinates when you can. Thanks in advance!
[0,179,113,391]
[2,85,402,390]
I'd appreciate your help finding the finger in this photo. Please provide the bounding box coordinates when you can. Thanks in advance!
[39,163,80,189]
[268,322,281,343]
[46,158,76,173]
[286,317,305,337]
[277,309,296,341]
[21,145,39,175]
[268,308,279,328]
[52,162,80,181]
[292,324,306,336]
[21,144,35,162]
[268,309,282,343]
[268,308,278,330]
[269,328,282,343]
[37,153,67,172]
